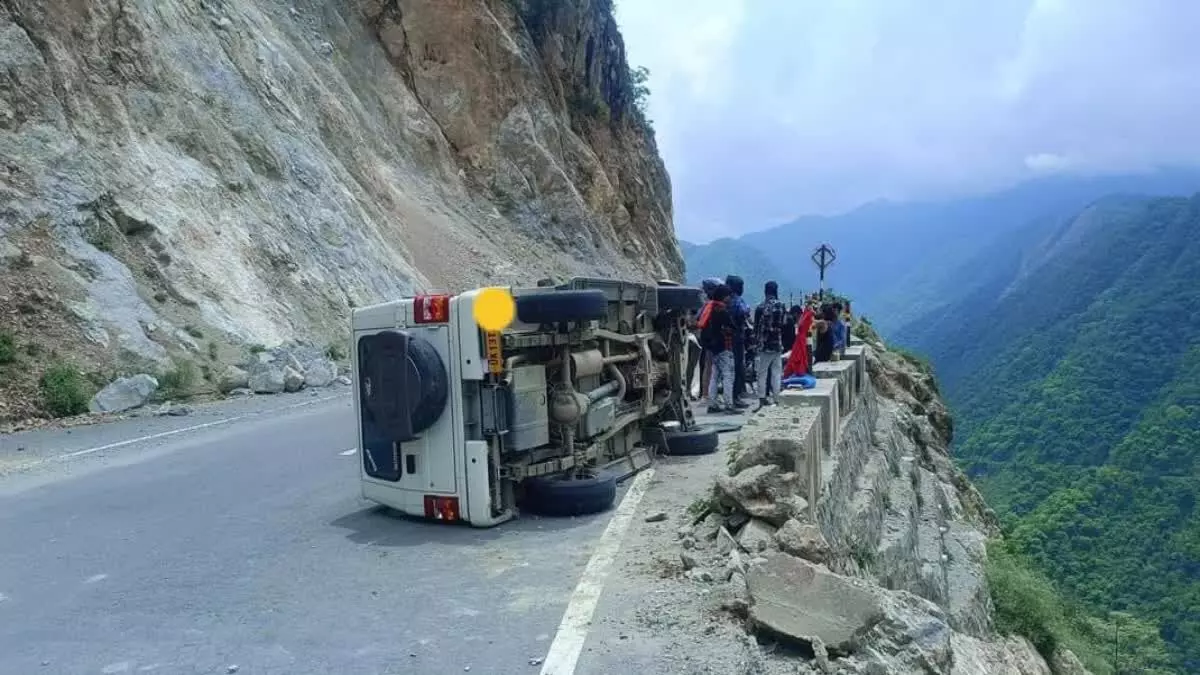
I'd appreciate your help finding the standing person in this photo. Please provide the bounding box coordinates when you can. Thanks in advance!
[782,304,802,358]
[725,275,751,408]
[701,285,736,413]
[831,302,847,355]
[813,304,838,364]
[696,278,722,400]
[753,281,788,407]
[783,303,815,378]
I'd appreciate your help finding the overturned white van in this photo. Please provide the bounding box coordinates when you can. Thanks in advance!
[351,277,718,527]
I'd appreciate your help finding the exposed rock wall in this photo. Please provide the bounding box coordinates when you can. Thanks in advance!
[0,0,680,420]
[683,336,1087,674]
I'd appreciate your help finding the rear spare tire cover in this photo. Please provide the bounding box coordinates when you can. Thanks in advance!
[515,289,607,324]
[657,285,704,314]
[359,331,449,436]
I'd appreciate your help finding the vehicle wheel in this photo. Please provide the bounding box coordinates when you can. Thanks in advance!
[523,470,617,517]
[660,425,720,456]
[656,285,705,314]
[515,290,608,324]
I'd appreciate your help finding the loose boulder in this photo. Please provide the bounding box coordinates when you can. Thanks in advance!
[248,364,286,394]
[283,366,304,392]
[775,519,832,564]
[716,464,807,526]
[217,365,250,394]
[302,358,338,387]
[89,374,159,414]
[736,518,778,554]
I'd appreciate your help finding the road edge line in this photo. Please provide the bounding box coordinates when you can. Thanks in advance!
[539,468,656,675]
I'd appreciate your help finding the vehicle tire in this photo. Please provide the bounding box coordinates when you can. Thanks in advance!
[656,285,705,314]
[523,471,618,517]
[515,290,608,324]
[406,337,449,433]
[660,426,720,456]
[358,330,449,438]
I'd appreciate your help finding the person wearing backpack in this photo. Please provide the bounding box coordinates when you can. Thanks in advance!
[701,284,737,413]
[753,281,788,407]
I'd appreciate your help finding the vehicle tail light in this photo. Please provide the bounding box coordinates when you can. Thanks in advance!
[424,495,460,521]
[414,294,450,324]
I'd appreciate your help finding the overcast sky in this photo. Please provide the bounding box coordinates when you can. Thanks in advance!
[615,0,1200,243]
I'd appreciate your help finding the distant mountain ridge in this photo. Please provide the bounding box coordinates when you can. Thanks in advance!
[680,169,1200,331]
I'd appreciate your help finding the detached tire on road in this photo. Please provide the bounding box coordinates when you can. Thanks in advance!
[523,471,617,517]
[660,426,720,456]
[515,290,608,325]
[656,285,705,314]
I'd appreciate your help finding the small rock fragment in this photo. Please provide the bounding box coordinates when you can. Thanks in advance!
[716,526,737,554]
[688,569,714,583]
[679,551,698,570]
[226,666,239,674]
[644,511,667,523]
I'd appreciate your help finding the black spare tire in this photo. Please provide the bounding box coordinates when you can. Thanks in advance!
[358,330,449,440]
[657,285,704,314]
[523,470,617,517]
[515,289,607,324]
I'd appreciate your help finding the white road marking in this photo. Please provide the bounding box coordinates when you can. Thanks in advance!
[30,394,348,466]
[84,574,108,584]
[339,448,358,456]
[62,417,246,460]
[539,469,656,675]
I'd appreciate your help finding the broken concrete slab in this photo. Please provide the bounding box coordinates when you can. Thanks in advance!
[746,553,885,652]
[779,378,841,451]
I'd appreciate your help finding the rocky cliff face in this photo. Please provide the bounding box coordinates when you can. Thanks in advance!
[678,339,1089,674]
[0,0,679,421]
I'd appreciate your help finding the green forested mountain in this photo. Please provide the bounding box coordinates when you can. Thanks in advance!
[680,170,1200,333]
[894,194,1200,670]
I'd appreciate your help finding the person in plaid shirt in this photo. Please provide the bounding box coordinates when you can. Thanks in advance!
[753,281,788,407]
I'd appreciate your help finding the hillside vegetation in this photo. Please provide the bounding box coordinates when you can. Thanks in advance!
[895,194,1200,671]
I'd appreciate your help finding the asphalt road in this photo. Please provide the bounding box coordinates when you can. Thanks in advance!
[0,391,623,675]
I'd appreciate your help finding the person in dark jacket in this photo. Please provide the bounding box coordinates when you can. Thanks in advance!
[813,303,838,364]
[725,274,751,406]
[701,285,737,413]
[753,281,788,407]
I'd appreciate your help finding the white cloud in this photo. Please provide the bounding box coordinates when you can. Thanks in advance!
[616,0,1200,242]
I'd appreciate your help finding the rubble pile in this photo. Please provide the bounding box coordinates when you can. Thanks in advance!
[672,343,1084,675]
